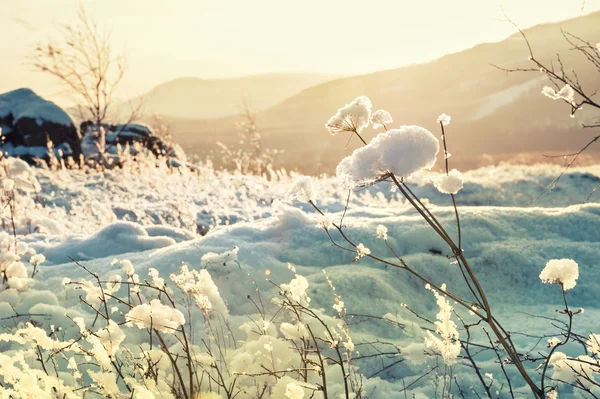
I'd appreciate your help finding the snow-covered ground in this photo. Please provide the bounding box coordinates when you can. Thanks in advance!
[2,158,600,398]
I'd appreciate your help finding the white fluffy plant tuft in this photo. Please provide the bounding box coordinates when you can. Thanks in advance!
[371,109,393,129]
[433,169,464,194]
[336,125,439,187]
[288,175,316,203]
[325,95,372,135]
[539,258,579,290]
[423,284,461,366]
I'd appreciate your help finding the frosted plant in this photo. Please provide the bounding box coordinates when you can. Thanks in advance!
[371,109,393,129]
[318,214,333,230]
[547,337,561,348]
[433,169,464,194]
[539,258,579,290]
[122,259,135,275]
[280,272,311,307]
[423,284,461,366]
[437,113,451,126]
[106,274,122,292]
[354,243,371,260]
[325,95,372,136]
[170,264,229,316]
[336,125,439,187]
[376,224,388,240]
[551,354,599,388]
[542,84,576,105]
[126,298,186,333]
[3,260,34,290]
[587,334,600,356]
[148,267,165,289]
[288,176,316,203]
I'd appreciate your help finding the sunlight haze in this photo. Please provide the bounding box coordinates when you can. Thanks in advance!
[2,0,599,103]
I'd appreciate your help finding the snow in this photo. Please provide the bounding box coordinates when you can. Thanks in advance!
[2,159,600,397]
[0,88,74,127]
[41,221,177,264]
[472,76,545,120]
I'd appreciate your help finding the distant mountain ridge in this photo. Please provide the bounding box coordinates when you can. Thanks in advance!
[122,73,338,119]
[166,11,600,174]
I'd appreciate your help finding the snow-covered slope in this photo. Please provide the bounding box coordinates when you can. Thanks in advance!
[2,160,600,398]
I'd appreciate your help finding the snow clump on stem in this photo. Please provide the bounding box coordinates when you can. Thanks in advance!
[539,258,579,290]
[325,96,372,135]
[371,109,393,129]
[336,125,439,187]
[433,169,464,194]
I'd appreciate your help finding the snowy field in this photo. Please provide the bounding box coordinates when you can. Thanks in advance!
[2,153,600,398]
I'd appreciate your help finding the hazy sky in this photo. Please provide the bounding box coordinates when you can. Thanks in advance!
[2,0,600,102]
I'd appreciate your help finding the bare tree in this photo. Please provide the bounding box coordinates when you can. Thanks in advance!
[31,4,126,157]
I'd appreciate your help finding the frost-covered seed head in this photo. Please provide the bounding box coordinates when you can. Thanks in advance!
[437,114,451,126]
[121,259,135,276]
[326,96,372,135]
[376,224,388,240]
[354,243,371,260]
[539,258,579,290]
[371,109,393,129]
[288,176,316,203]
[336,125,439,187]
[432,169,464,194]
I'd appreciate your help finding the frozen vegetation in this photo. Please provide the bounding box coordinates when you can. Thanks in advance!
[2,96,600,398]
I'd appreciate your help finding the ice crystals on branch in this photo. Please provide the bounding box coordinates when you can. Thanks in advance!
[371,109,393,129]
[437,113,451,126]
[121,259,135,276]
[539,258,579,290]
[336,125,439,187]
[542,84,576,106]
[325,96,372,135]
[423,284,461,365]
[433,169,464,194]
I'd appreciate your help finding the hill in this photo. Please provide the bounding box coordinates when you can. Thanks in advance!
[121,73,338,120]
[168,11,600,174]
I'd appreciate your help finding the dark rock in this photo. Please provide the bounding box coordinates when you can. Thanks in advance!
[0,88,81,161]
[80,121,185,161]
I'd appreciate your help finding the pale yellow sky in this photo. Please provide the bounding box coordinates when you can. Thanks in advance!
[2,0,600,102]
